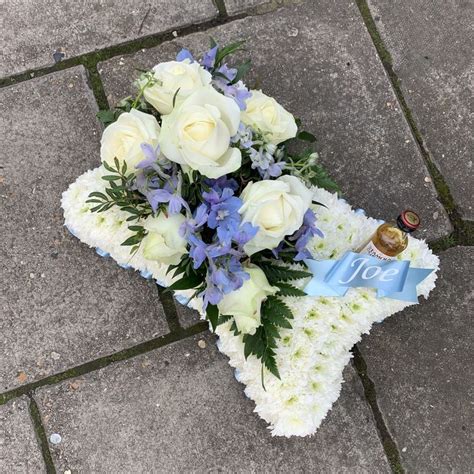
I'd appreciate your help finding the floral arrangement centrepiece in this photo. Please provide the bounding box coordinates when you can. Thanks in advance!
[62,40,439,437]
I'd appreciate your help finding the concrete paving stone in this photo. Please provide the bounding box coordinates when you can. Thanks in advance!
[175,302,203,328]
[0,397,45,473]
[36,332,390,472]
[1,0,218,79]
[359,247,473,472]
[0,68,168,392]
[225,0,273,15]
[99,0,451,241]
[367,0,474,220]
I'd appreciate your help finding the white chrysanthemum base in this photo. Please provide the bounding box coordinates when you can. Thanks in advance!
[62,166,439,437]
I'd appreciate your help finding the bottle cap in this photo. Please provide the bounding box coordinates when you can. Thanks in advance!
[397,210,420,233]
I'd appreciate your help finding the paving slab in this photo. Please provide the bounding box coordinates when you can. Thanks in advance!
[36,332,390,472]
[0,0,218,78]
[0,397,45,473]
[175,302,203,329]
[367,0,474,220]
[99,0,451,241]
[0,68,168,392]
[359,247,474,472]
[225,0,273,14]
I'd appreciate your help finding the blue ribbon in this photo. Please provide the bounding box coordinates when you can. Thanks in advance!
[304,251,433,303]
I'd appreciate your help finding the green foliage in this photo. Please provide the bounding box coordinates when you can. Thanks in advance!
[308,163,340,193]
[275,282,307,297]
[259,262,312,284]
[231,59,251,84]
[121,225,146,247]
[172,87,181,108]
[180,169,206,208]
[168,273,203,291]
[286,148,339,193]
[86,158,152,248]
[213,40,247,70]
[96,109,122,127]
[264,295,294,327]
[230,320,240,336]
[96,70,161,128]
[217,313,233,326]
[296,130,317,143]
[242,295,295,382]
[206,304,219,331]
[130,70,161,111]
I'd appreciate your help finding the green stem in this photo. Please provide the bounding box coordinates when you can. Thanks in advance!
[131,75,155,108]
[261,358,267,391]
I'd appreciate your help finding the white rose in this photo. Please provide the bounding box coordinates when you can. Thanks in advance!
[143,60,212,115]
[100,109,160,169]
[160,87,241,178]
[239,175,313,255]
[241,90,297,144]
[217,265,277,335]
[142,213,187,265]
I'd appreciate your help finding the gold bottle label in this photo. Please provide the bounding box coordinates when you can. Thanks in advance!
[360,241,396,261]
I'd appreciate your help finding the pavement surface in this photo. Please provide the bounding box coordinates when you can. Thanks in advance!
[1,0,472,472]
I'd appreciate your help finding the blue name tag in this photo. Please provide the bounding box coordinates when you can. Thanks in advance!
[304,251,433,303]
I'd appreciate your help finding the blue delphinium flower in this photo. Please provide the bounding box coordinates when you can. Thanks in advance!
[231,83,252,111]
[146,188,189,215]
[249,144,285,179]
[176,48,194,62]
[208,62,251,110]
[179,177,259,308]
[231,123,253,149]
[179,203,208,237]
[214,77,251,111]
[136,143,174,178]
[210,257,249,293]
[232,222,259,248]
[202,276,223,307]
[187,235,235,270]
[202,255,250,308]
[136,143,160,170]
[203,187,242,240]
[220,83,251,111]
[271,241,285,259]
[290,208,324,261]
[204,176,239,193]
[134,143,188,214]
[187,234,209,269]
[210,201,242,239]
[201,46,218,69]
[217,64,237,81]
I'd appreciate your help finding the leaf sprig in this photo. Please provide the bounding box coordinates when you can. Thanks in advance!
[86,158,152,250]
[242,295,294,385]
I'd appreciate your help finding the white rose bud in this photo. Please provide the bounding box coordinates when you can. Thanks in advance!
[239,175,313,255]
[241,90,297,145]
[143,60,212,115]
[217,265,277,335]
[142,213,187,265]
[100,109,160,169]
[160,87,242,178]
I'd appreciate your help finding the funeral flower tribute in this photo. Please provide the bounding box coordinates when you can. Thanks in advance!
[62,40,439,436]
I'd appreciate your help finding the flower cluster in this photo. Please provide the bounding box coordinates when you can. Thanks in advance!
[180,177,259,309]
[87,40,339,379]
